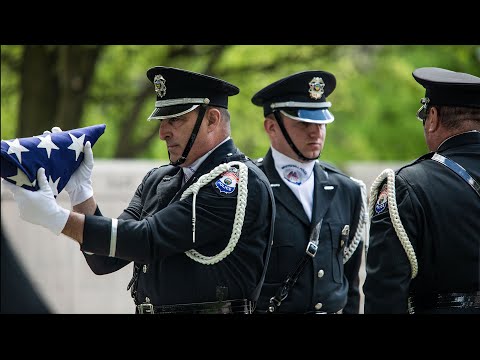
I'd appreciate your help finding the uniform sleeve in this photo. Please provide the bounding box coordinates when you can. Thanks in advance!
[81,171,242,265]
[343,242,363,313]
[80,206,134,275]
[363,176,419,314]
[343,183,364,314]
[79,170,153,275]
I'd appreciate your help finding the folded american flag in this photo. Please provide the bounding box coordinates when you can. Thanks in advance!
[1,124,106,195]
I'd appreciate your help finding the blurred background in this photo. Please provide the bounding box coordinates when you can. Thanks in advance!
[1,45,479,313]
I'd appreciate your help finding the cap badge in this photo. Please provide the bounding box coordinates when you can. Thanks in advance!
[153,74,167,98]
[308,77,325,100]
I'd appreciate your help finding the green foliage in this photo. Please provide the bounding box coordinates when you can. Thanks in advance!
[1,45,23,139]
[2,45,479,167]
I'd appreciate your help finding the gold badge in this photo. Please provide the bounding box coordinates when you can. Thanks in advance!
[308,77,325,100]
[154,74,167,98]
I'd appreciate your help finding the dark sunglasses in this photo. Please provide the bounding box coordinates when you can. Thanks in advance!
[416,97,430,123]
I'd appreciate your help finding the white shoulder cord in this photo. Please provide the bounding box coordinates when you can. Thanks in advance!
[343,177,369,264]
[180,161,249,265]
[368,169,418,279]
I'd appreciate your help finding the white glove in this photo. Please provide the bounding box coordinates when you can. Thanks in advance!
[2,168,70,235]
[45,126,94,206]
[65,140,94,205]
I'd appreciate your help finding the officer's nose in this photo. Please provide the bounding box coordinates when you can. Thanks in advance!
[308,123,324,136]
[159,120,171,140]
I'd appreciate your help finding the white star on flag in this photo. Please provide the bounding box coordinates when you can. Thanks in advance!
[67,133,86,161]
[48,175,61,197]
[35,134,60,158]
[5,138,29,163]
[6,168,35,188]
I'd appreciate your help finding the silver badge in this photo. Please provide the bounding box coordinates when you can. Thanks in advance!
[308,77,325,100]
[153,74,167,98]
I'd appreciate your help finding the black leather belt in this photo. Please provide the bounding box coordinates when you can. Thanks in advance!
[408,291,480,313]
[136,299,255,314]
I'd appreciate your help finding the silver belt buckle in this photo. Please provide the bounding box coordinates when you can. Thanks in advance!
[138,303,154,314]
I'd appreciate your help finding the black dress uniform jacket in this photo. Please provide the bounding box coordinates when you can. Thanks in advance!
[364,131,480,314]
[79,139,274,308]
[255,149,364,314]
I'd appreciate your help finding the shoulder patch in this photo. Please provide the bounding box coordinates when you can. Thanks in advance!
[374,183,389,215]
[213,166,239,195]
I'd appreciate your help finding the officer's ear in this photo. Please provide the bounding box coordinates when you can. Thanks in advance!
[426,106,440,133]
[206,107,221,131]
[264,115,277,135]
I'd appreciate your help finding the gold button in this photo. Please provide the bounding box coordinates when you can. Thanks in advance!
[315,302,323,310]
[317,269,325,278]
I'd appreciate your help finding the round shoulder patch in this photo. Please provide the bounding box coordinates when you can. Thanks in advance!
[213,166,239,195]
[374,183,389,215]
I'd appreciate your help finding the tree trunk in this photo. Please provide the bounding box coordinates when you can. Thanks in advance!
[17,45,103,138]
[18,46,58,137]
[55,46,102,130]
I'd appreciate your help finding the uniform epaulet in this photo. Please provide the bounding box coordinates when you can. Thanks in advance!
[396,152,434,174]
[146,166,160,175]
[254,157,265,168]
[317,159,348,177]
[144,163,175,181]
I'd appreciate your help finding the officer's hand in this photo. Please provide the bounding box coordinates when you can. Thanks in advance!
[64,140,94,206]
[42,126,63,136]
[2,168,70,235]
[43,126,95,206]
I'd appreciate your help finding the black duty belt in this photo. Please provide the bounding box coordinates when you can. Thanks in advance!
[136,299,254,314]
[408,291,480,314]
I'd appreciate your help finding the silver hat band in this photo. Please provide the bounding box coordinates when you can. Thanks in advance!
[147,105,200,121]
[270,101,331,109]
[155,98,210,107]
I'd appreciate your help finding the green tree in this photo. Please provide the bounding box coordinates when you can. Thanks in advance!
[2,45,479,166]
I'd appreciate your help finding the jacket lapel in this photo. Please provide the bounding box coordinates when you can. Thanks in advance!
[311,163,337,227]
[156,167,183,206]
